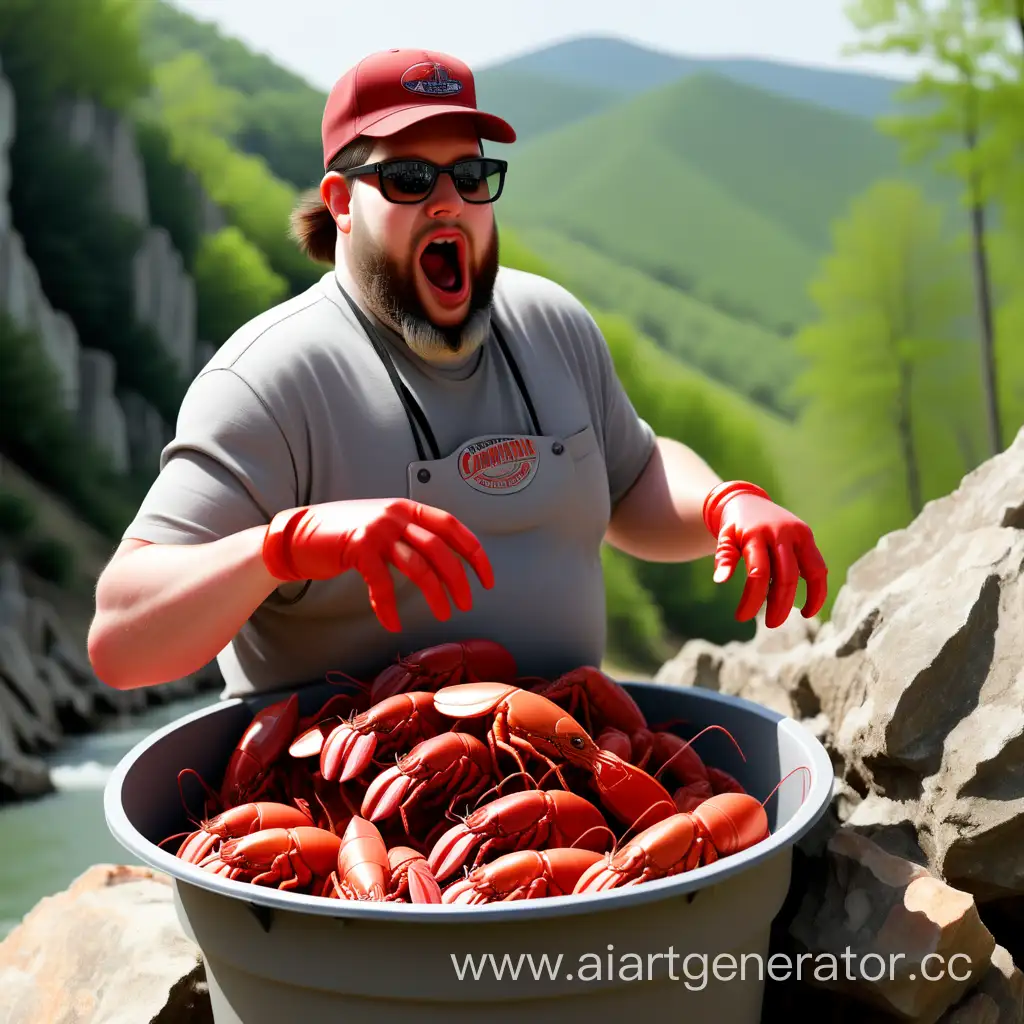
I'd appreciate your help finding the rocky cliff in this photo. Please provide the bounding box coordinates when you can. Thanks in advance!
[0,56,226,802]
[0,55,217,479]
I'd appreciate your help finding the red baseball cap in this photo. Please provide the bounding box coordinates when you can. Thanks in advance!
[321,48,517,169]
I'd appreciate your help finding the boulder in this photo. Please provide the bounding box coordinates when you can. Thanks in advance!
[786,827,997,1022]
[0,864,212,1023]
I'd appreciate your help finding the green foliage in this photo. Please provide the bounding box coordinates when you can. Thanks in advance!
[194,227,289,343]
[134,115,203,269]
[601,546,672,671]
[845,0,1023,454]
[0,312,137,540]
[146,52,324,297]
[135,0,326,191]
[0,0,149,110]
[0,492,36,539]
[22,537,76,587]
[789,179,981,605]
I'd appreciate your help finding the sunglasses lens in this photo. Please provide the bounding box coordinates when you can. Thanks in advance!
[453,159,504,202]
[380,160,436,199]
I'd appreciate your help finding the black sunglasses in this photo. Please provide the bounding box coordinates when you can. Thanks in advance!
[343,157,507,204]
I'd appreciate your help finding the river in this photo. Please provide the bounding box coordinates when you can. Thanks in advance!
[0,693,218,941]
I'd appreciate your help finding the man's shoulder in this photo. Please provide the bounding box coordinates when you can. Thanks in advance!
[492,265,606,366]
[493,265,592,323]
[197,272,354,378]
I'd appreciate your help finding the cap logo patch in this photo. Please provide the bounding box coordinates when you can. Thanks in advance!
[458,436,538,494]
[402,62,464,97]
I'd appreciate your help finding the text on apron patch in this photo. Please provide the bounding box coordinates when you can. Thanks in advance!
[459,436,539,494]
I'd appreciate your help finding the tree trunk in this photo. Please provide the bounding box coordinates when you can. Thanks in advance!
[962,87,1002,454]
[896,360,922,516]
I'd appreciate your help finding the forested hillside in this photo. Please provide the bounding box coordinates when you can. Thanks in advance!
[1,0,1021,678]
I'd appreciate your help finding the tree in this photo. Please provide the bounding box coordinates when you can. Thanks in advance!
[194,227,289,344]
[790,182,973,535]
[845,0,1020,454]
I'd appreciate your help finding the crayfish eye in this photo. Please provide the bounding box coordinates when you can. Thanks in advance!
[570,736,585,749]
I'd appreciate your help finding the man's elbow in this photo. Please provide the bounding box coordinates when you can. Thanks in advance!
[87,613,134,690]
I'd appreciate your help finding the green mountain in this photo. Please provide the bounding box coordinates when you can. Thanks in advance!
[497,71,958,336]
[486,36,908,121]
[475,70,619,151]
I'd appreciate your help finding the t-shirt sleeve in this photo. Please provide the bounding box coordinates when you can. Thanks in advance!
[569,300,658,507]
[122,367,298,545]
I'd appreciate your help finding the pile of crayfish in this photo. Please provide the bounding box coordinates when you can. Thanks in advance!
[160,640,792,905]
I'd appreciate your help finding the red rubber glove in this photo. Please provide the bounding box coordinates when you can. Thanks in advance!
[702,481,828,628]
[261,498,494,633]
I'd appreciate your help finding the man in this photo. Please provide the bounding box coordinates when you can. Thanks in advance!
[87,48,827,696]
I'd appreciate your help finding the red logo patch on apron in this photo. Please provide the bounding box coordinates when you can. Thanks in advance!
[458,436,539,494]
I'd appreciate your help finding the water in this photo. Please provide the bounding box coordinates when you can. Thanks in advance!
[0,693,218,941]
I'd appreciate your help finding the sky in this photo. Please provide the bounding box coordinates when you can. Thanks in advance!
[165,0,928,92]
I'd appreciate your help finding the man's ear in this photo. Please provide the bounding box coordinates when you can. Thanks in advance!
[321,172,352,234]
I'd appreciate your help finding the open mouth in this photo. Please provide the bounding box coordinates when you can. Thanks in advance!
[419,235,466,301]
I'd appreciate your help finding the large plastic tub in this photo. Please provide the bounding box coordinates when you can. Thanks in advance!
[105,679,834,1023]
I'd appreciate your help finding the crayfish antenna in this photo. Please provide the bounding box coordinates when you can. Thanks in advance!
[533,764,569,791]
[760,765,812,809]
[156,829,192,852]
[176,767,220,826]
[324,668,372,697]
[653,724,747,784]
[619,797,678,845]
[470,770,539,811]
[570,823,617,854]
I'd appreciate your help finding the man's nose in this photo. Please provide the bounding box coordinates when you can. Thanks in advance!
[425,170,464,216]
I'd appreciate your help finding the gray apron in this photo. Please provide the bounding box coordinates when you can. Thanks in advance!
[335,286,611,681]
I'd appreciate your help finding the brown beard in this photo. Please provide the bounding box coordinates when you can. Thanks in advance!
[350,222,500,359]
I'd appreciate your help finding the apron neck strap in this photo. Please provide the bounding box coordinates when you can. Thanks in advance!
[335,282,439,461]
[335,280,543,460]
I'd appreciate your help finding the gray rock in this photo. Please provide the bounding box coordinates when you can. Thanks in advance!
[53,97,149,226]
[937,946,1024,1023]
[77,348,130,474]
[119,389,167,477]
[0,227,80,412]
[0,864,212,1023]
[787,827,996,1023]
[132,226,196,379]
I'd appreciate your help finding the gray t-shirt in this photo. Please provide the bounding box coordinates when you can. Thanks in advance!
[124,265,657,696]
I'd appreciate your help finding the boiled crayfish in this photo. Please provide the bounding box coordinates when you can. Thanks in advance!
[161,640,801,907]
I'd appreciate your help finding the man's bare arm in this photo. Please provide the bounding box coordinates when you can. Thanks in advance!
[87,528,281,690]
